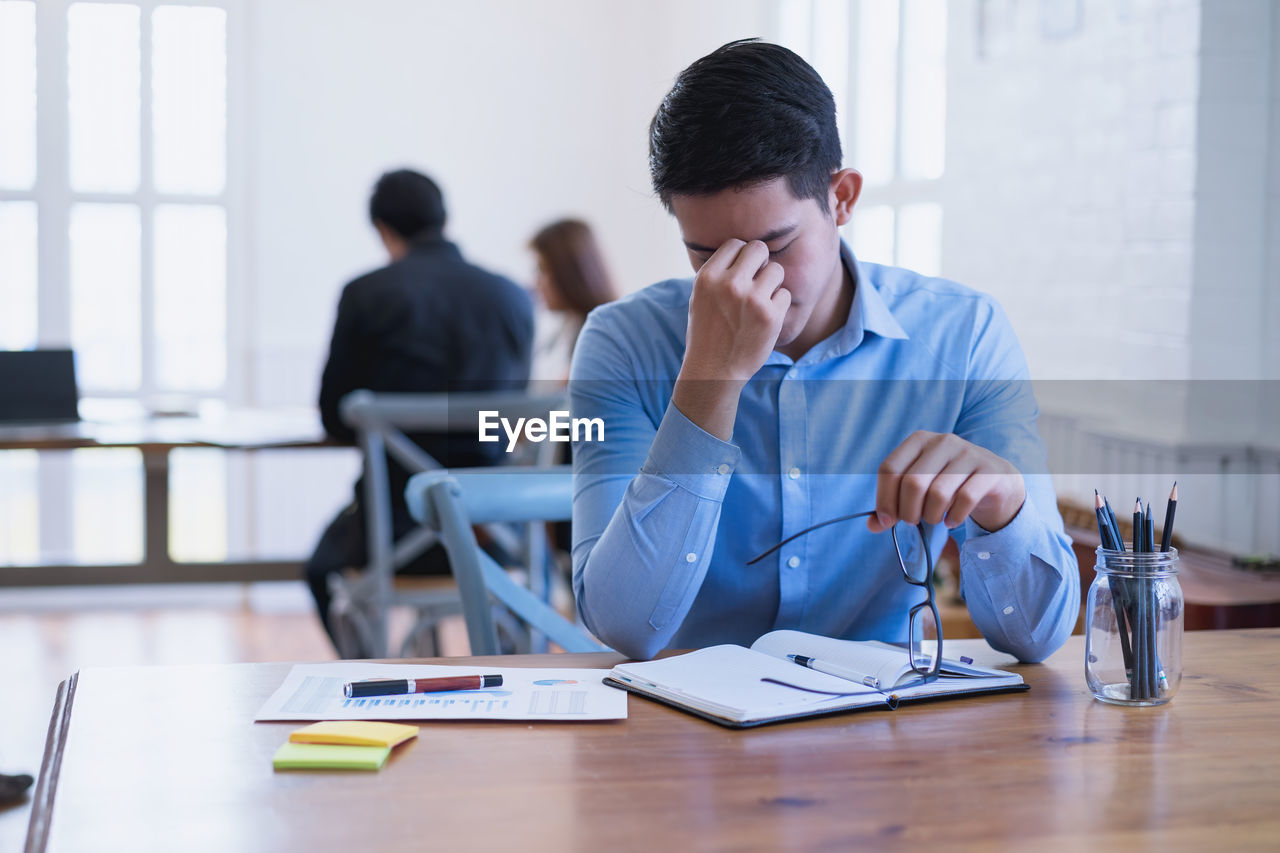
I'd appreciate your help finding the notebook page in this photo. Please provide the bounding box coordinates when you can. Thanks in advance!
[611,645,887,721]
[750,630,917,688]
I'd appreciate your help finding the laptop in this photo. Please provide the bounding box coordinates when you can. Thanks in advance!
[0,349,81,424]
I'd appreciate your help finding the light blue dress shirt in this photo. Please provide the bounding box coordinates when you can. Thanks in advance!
[569,243,1078,662]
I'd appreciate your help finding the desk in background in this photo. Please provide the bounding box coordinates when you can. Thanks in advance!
[26,629,1280,851]
[0,409,328,587]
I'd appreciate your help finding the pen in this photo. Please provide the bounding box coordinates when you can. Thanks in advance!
[787,654,880,689]
[343,674,503,699]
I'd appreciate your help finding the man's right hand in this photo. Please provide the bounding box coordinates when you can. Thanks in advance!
[671,239,791,441]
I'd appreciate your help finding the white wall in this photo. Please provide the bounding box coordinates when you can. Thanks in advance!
[243,0,777,407]
[942,0,1201,384]
[235,0,779,554]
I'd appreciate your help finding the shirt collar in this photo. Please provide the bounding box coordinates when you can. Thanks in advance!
[843,240,908,344]
[771,240,908,366]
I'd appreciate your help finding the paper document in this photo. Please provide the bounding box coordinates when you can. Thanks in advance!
[255,663,627,722]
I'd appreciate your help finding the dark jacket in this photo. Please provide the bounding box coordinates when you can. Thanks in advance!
[318,238,534,519]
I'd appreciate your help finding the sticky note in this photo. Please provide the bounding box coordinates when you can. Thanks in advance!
[272,742,391,771]
[289,720,419,748]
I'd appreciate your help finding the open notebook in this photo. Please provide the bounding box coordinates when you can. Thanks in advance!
[605,629,1027,728]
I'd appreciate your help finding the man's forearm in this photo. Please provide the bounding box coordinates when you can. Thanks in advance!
[670,374,744,442]
[574,472,728,660]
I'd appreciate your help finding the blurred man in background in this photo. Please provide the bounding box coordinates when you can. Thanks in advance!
[307,168,533,651]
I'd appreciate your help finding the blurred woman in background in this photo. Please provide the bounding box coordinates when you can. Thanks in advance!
[529,218,618,382]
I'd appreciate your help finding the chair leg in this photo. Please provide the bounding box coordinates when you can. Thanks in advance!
[399,614,441,658]
[493,606,531,655]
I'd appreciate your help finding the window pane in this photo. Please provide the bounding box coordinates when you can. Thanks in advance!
[851,205,895,267]
[170,448,227,562]
[71,448,142,564]
[70,204,141,391]
[154,204,226,391]
[68,2,141,192]
[0,202,38,351]
[897,202,943,276]
[900,0,947,180]
[0,450,39,564]
[152,6,227,195]
[812,0,850,151]
[854,0,899,185]
[0,1,37,190]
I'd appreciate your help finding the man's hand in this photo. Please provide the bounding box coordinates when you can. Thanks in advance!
[868,431,1026,534]
[671,240,791,440]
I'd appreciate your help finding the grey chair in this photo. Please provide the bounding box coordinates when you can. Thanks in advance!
[405,465,605,656]
[326,389,566,659]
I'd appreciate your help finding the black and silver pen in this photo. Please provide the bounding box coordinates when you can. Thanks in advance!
[786,654,880,689]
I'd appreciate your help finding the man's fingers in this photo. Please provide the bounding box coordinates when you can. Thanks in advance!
[698,238,747,278]
[769,282,792,313]
[921,458,976,526]
[726,240,771,287]
[894,435,958,525]
[873,431,933,530]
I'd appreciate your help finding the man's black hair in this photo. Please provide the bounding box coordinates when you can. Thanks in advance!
[649,38,842,210]
[369,169,447,241]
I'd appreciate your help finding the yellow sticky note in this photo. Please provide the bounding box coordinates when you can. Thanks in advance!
[288,720,419,748]
[273,742,390,771]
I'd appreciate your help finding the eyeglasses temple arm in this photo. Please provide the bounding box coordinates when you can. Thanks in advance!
[746,510,877,566]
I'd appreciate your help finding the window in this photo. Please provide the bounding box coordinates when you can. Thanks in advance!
[0,0,236,565]
[779,0,949,277]
[849,0,948,275]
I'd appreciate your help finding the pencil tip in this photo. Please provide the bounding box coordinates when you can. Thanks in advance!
[1171,482,1178,500]
[1095,491,1103,508]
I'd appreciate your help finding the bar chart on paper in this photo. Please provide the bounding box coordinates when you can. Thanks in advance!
[254,663,627,721]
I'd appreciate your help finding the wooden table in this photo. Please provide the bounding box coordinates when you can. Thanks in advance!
[26,630,1280,852]
[0,409,329,586]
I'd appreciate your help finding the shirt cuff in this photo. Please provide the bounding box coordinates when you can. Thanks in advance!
[960,498,1045,579]
[641,403,741,501]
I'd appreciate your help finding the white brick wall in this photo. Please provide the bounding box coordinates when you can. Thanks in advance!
[942,0,1200,383]
[940,0,1277,551]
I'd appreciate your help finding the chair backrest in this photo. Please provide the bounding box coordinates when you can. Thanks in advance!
[406,465,605,655]
[336,390,567,657]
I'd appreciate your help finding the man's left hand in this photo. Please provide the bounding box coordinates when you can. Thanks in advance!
[867,431,1025,534]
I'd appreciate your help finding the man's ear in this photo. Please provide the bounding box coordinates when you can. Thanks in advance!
[829,169,863,227]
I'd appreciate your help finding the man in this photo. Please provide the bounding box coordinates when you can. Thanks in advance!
[570,40,1077,662]
[307,169,534,648]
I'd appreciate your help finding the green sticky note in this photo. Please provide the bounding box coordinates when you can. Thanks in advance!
[272,742,391,771]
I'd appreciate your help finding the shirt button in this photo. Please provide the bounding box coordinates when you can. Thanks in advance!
[977,551,991,560]
[685,553,697,563]
[717,463,730,475]
[787,467,801,480]
[787,556,800,569]
[1002,605,1015,615]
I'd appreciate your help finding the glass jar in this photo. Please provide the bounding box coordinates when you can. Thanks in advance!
[1085,547,1183,706]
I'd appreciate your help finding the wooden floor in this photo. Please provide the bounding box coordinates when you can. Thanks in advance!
[0,585,470,851]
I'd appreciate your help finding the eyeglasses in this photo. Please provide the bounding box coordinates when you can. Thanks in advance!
[748,510,943,685]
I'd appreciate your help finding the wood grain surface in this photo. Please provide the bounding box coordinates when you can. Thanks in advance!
[29,631,1280,852]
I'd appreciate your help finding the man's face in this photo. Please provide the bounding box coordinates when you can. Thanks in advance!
[670,176,846,354]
